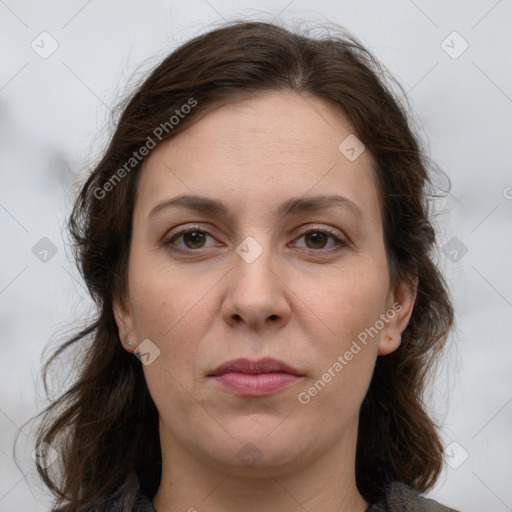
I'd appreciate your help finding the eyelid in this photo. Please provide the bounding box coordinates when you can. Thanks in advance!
[293,224,344,239]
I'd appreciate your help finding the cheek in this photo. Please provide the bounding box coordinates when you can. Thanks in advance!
[130,268,208,419]
[309,262,389,341]
[298,262,388,400]
[127,258,206,376]
[128,248,207,337]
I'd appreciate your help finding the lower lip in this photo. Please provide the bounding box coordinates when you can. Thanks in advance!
[211,372,301,396]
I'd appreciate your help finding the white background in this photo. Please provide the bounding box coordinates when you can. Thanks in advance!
[1,1,511,511]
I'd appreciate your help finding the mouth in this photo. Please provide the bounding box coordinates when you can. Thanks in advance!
[207,357,304,397]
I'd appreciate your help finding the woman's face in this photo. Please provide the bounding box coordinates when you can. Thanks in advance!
[114,91,415,475]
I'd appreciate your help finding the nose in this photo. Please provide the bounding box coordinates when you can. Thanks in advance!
[221,238,292,332]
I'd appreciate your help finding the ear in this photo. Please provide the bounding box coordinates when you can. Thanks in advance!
[113,294,137,353]
[377,273,418,356]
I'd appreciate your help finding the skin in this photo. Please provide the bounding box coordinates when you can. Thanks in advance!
[114,91,416,512]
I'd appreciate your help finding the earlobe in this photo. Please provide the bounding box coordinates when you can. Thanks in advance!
[378,275,417,356]
[113,295,136,353]
[378,334,401,356]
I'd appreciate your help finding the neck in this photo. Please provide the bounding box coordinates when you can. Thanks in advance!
[152,421,369,512]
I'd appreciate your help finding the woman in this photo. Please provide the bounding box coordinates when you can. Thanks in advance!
[32,20,459,512]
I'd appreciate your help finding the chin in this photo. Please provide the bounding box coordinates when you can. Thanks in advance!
[196,419,314,475]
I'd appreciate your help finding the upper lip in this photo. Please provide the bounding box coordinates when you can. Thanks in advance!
[208,358,302,377]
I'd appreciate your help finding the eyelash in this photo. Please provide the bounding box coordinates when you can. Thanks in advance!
[164,225,347,255]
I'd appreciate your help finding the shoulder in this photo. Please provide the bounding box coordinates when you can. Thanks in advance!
[367,481,461,512]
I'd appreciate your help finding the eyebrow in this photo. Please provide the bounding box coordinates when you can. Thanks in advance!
[148,193,363,220]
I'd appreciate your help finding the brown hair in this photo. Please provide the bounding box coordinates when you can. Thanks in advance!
[25,19,453,510]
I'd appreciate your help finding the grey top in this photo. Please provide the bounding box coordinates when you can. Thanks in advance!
[112,480,460,512]
[364,481,460,511]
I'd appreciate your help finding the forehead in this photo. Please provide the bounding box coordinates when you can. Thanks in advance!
[136,91,380,224]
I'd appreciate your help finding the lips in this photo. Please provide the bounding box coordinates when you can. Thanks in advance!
[208,357,302,377]
[208,358,303,397]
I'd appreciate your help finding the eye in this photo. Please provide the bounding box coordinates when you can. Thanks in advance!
[164,227,219,251]
[292,228,346,253]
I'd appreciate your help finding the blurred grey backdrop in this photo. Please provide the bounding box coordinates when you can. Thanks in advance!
[1,1,511,511]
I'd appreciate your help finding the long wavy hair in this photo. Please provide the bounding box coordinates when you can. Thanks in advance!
[24,19,454,511]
